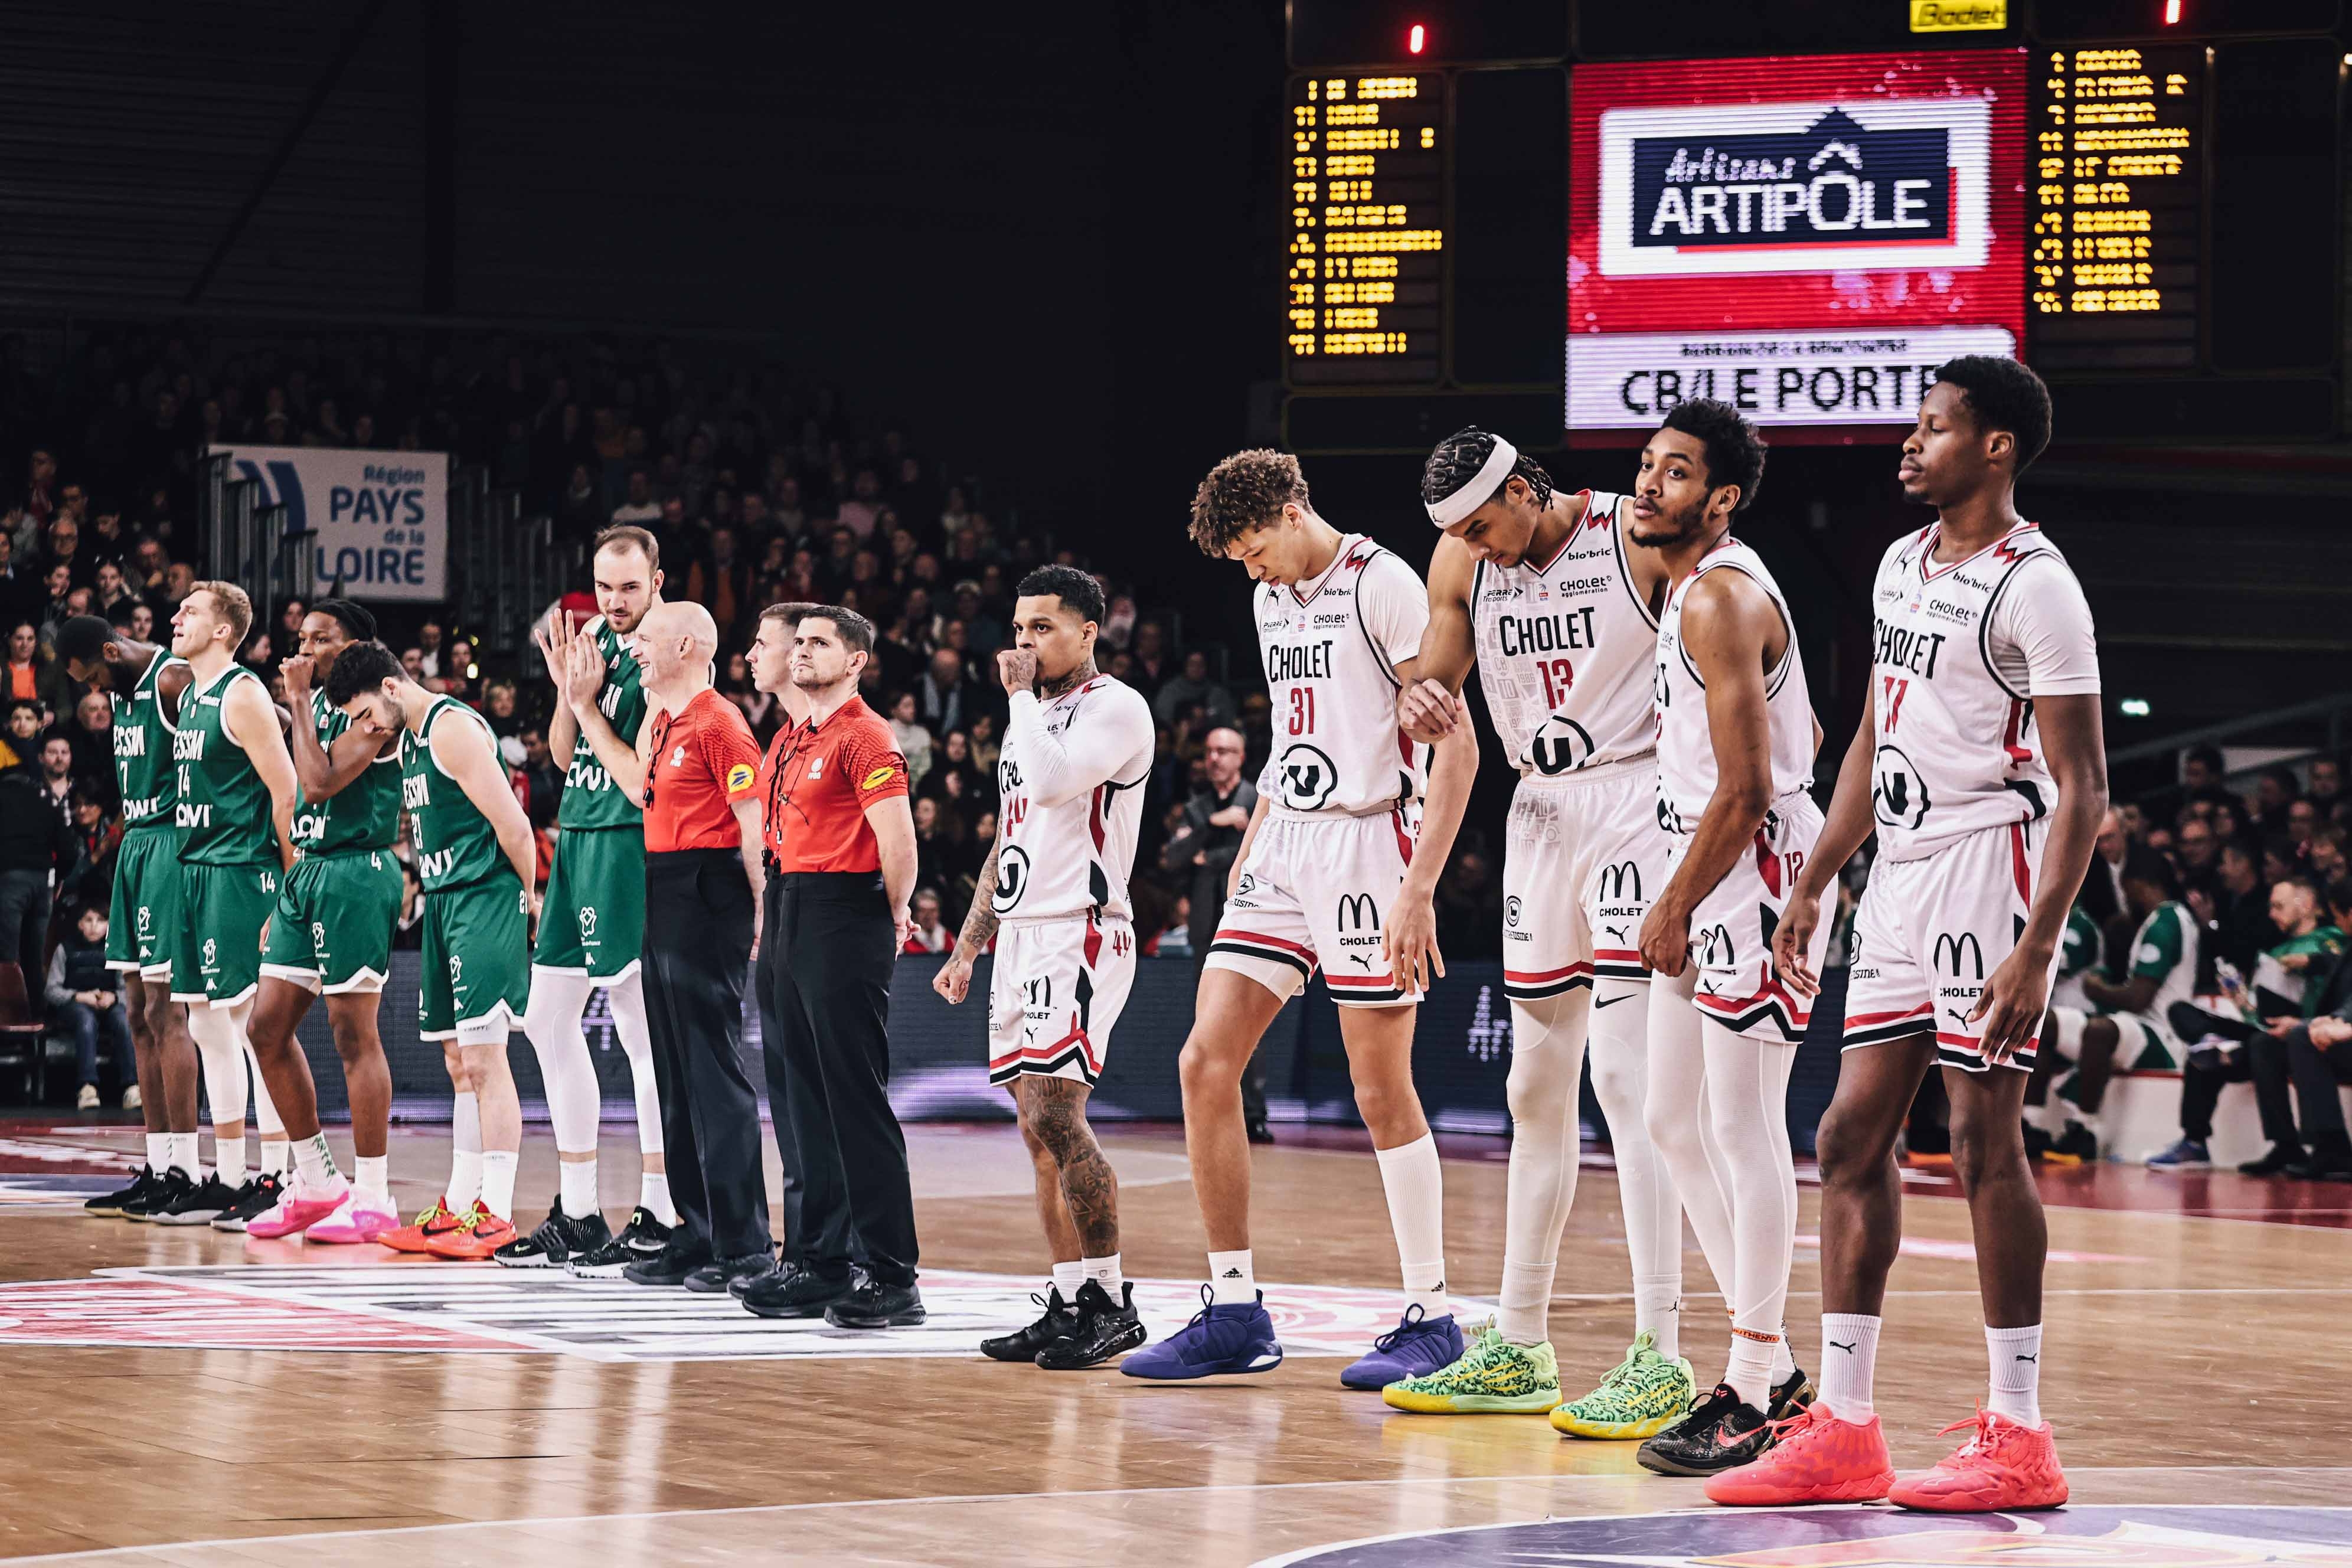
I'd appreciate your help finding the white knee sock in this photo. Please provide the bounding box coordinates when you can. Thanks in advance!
[188,1004,247,1181]
[1375,1132,1449,1319]
[521,968,602,1154]
[607,971,674,1223]
[1498,989,1590,1345]
[448,1089,483,1210]
[1700,1017,1799,1410]
[1642,975,1739,1314]
[1986,1323,2044,1426]
[1820,1312,1883,1420]
[1588,979,1684,1357]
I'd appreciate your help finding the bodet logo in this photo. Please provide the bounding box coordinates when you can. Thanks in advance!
[1599,95,1991,278]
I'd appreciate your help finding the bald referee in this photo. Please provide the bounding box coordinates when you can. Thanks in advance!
[564,601,776,1295]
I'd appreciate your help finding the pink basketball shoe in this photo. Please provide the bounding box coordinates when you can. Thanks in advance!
[246,1179,352,1240]
[305,1192,400,1245]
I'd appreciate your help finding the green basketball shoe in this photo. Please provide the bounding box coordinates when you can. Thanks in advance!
[1550,1331,1697,1439]
[1381,1320,1563,1414]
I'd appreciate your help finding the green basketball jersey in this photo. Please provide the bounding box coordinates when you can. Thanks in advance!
[557,615,647,831]
[113,648,187,831]
[174,664,276,865]
[295,687,401,854]
[2058,904,2101,979]
[404,696,508,891]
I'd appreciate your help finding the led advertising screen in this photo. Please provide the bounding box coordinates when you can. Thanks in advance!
[1567,50,2027,435]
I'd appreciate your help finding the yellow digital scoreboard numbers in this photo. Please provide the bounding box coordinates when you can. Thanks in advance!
[2030,45,2201,373]
[1284,72,1445,386]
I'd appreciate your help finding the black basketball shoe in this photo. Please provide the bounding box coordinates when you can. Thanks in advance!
[496,1198,613,1268]
[565,1206,673,1278]
[124,1167,197,1221]
[981,1287,1080,1363]
[1636,1382,1775,1477]
[1035,1280,1148,1370]
[152,1171,239,1226]
[2048,1123,2099,1164]
[86,1167,159,1217]
[1769,1361,1815,1420]
[211,1171,285,1232]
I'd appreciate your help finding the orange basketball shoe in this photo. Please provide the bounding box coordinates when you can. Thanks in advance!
[1704,1403,1895,1506]
[1889,1406,2069,1512]
[377,1197,465,1255]
[423,1203,518,1261]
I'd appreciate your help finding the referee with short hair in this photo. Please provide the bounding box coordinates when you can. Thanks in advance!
[739,605,924,1329]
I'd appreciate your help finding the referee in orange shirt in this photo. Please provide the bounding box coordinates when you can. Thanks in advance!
[564,600,776,1294]
[739,605,925,1329]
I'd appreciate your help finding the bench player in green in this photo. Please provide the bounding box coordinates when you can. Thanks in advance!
[325,641,539,1260]
[508,525,673,1272]
[239,600,409,1244]
[164,582,300,1229]
[54,615,205,1220]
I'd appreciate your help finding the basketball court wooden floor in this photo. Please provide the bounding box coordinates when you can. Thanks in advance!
[0,1116,2347,1566]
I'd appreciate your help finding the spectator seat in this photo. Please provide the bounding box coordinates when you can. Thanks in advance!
[0,963,47,1103]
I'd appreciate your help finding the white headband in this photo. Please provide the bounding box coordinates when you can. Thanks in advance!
[1426,436,1517,528]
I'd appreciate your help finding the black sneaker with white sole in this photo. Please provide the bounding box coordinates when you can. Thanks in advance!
[565,1206,672,1278]
[1035,1280,1147,1370]
[212,1171,286,1232]
[496,1199,613,1268]
[123,1167,197,1221]
[86,1167,159,1217]
[152,1171,239,1226]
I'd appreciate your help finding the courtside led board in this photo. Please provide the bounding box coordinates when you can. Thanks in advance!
[1567,50,2027,435]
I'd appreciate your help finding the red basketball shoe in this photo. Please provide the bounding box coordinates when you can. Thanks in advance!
[378,1196,464,1255]
[1889,1406,2069,1512]
[1704,1403,1895,1505]
[423,1202,518,1261]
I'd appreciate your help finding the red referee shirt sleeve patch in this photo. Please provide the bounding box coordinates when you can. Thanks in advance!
[861,765,895,790]
[724,762,757,800]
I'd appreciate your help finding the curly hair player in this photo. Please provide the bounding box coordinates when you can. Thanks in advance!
[1713,357,2101,1513]
[1122,450,1478,1386]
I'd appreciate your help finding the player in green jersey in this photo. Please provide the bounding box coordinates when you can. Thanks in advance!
[509,525,674,1272]
[242,600,409,1243]
[164,582,300,1228]
[305,641,540,1257]
[54,615,204,1217]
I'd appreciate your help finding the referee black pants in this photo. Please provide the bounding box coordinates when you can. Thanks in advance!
[641,848,771,1260]
[755,874,861,1270]
[764,870,918,1287]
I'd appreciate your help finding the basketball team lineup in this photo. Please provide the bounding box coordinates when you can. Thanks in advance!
[12,359,2345,1566]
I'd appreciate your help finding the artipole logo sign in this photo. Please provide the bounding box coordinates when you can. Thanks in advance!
[1567,50,2026,434]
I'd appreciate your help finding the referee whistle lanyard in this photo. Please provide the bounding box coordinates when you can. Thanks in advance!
[765,716,822,842]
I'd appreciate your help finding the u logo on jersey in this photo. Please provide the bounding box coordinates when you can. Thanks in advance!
[1526,713,1597,777]
[991,844,1032,914]
[1872,743,1932,831]
[1276,742,1339,811]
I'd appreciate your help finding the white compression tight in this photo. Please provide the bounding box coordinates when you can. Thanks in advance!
[1497,980,1687,1351]
[521,968,661,1155]
[188,999,277,1135]
[1644,971,1799,1404]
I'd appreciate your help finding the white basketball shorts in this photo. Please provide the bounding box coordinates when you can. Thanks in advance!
[986,912,1138,1087]
[1668,789,1828,1044]
[1207,805,1422,1008]
[1844,819,2059,1074]
[1502,758,1667,1001]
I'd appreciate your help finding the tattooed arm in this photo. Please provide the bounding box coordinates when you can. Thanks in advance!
[931,834,1003,1005]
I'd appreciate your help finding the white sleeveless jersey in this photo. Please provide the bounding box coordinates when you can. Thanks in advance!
[1471,489,1660,778]
[992,675,1157,924]
[1868,522,2098,863]
[1655,537,1817,835]
[1253,533,1429,817]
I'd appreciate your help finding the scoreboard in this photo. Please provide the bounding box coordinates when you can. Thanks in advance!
[1283,73,1446,386]
[2029,45,2204,372]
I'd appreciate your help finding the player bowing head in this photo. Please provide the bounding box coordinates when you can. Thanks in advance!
[1629,398,1768,549]
[1901,354,2053,509]
[1419,427,1560,569]
[1187,448,1335,588]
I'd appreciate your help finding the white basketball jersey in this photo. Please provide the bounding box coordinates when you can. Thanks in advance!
[1471,489,1660,778]
[992,675,1157,924]
[1868,522,2094,863]
[1655,537,1817,835]
[1253,533,1429,818]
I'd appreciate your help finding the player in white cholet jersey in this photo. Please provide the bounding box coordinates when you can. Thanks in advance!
[1380,430,1704,1433]
[933,567,1157,1370]
[1626,403,1825,1479]
[1122,449,1479,1390]
[1749,360,2103,1511]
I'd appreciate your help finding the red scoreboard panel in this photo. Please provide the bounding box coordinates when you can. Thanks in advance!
[1567,50,2028,438]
